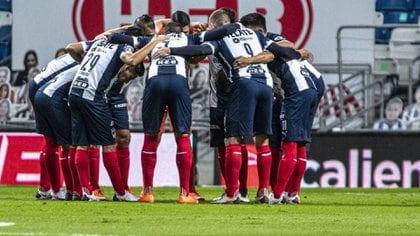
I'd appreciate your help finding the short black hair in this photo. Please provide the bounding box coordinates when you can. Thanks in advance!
[220,7,236,23]
[164,22,183,34]
[134,14,155,34]
[240,13,267,33]
[171,10,190,27]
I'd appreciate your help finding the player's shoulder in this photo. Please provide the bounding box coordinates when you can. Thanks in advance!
[266,32,286,42]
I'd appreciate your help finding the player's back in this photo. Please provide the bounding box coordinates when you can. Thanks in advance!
[208,27,272,86]
[41,66,79,99]
[34,54,78,87]
[70,40,132,101]
[148,33,197,79]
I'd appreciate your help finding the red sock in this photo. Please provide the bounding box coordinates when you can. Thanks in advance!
[175,135,192,195]
[189,155,197,193]
[103,151,125,195]
[217,146,226,182]
[257,145,272,192]
[273,142,297,198]
[225,144,242,197]
[39,151,50,191]
[75,149,91,193]
[286,143,307,194]
[59,149,73,192]
[117,146,130,190]
[141,134,158,192]
[270,147,280,191]
[239,145,248,193]
[44,136,61,192]
[68,147,81,195]
[88,147,100,190]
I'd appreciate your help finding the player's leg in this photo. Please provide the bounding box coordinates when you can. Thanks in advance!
[253,83,273,204]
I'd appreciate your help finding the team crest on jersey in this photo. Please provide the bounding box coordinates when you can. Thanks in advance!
[156,56,178,66]
[300,65,311,79]
[247,64,266,75]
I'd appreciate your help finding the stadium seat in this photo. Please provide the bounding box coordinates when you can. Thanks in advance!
[376,0,414,11]
[0,40,10,59]
[0,0,11,11]
[0,25,11,41]
[375,28,392,44]
[382,11,418,24]
[414,0,420,10]
[389,28,420,60]
[0,11,12,27]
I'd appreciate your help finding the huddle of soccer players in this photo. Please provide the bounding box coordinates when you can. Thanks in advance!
[32,7,324,205]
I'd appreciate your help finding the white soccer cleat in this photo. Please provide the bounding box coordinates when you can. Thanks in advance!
[268,192,284,205]
[115,190,139,202]
[239,193,250,203]
[35,187,51,200]
[211,192,240,204]
[254,188,269,204]
[81,189,101,201]
[284,192,300,204]
[212,190,227,201]
[51,188,67,200]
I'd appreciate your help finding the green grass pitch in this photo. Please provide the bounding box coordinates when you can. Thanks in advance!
[0,186,419,235]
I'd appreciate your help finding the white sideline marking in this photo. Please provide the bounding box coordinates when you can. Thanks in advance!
[0,222,15,227]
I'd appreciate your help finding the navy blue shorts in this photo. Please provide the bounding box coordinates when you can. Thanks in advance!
[34,92,72,145]
[142,75,191,133]
[282,88,318,143]
[269,98,282,148]
[225,78,272,138]
[29,81,49,135]
[108,94,129,130]
[69,95,115,146]
[210,107,225,147]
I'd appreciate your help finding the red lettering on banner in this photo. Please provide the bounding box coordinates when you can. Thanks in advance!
[148,0,171,19]
[121,0,131,15]
[72,0,105,41]
[0,135,44,185]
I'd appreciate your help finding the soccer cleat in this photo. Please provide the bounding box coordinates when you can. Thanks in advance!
[35,187,51,200]
[178,193,199,204]
[91,189,106,200]
[212,190,227,201]
[239,193,250,203]
[81,189,101,201]
[239,189,250,203]
[65,191,73,201]
[115,190,139,202]
[284,192,300,204]
[268,192,284,205]
[254,188,269,204]
[138,191,155,203]
[51,189,67,200]
[189,192,205,201]
[211,192,240,204]
[72,192,82,201]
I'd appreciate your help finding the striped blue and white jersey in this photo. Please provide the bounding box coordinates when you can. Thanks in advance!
[70,40,134,101]
[148,33,202,79]
[204,27,273,87]
[34,54,77,88]
[40,65,79,99]
[373,119,406,130]
[266,32,320,97]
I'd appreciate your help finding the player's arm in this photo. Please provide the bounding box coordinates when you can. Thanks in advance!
[152,43,214,59]
[122,35,170,66]
[94,25,132,40]
[65,41,87,63]
[107,33,135,46]
[233,51,275,69]
[199,23,242,42]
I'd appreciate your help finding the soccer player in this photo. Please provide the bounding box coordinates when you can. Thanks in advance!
[29,43,87,200]
[33,65,81,200]
[66,34,168,201]
[236,13,321,204]
[154,10,304,203]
